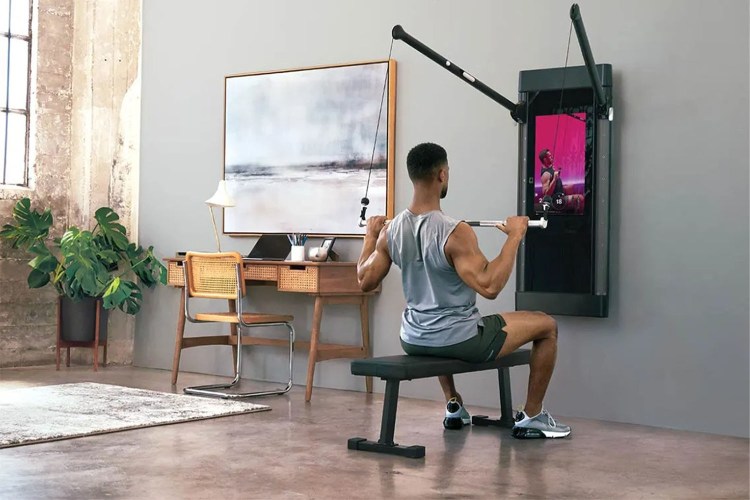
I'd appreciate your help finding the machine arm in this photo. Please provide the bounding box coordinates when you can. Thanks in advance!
[570,4,610,117]
[391,25,525,123]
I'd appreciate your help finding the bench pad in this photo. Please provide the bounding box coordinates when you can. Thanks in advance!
[351,349,531,380]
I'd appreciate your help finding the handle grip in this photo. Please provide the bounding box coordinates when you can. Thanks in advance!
[465,219,548,229]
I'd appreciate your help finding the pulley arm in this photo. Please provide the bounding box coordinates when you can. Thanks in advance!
[570,4,611,118]
[391,25,526,123]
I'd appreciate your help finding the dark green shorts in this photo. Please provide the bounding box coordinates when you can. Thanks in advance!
[400,314,508,364]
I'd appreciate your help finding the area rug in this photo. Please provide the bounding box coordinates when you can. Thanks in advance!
[0,382,270,448]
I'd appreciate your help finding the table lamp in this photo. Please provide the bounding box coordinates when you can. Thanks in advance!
[205,180,235,251]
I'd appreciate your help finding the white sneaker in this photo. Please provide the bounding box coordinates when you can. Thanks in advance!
[443,397,471,430]
[512,409,571,439]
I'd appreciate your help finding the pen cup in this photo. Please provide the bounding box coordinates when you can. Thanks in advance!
[290,245,305,262]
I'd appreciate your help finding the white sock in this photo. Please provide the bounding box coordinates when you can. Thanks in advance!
[521,409,543,420]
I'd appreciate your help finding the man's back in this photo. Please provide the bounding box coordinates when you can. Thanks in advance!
[387,209,480,347]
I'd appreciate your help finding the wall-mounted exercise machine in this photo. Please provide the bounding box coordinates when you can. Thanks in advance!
[392,4,613,317]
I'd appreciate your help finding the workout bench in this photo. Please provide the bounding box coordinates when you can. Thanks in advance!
[348,349,532,458]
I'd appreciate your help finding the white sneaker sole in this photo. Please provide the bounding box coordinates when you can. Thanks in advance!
[540,428,570,438]
[512,426,571,439]
[443,413,471,429]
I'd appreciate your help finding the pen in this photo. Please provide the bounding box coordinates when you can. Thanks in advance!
[288,233,308,246]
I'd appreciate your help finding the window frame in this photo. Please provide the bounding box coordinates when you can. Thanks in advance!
[1,0,33,188]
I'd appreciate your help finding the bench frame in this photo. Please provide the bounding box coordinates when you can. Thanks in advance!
[348,349,532,458]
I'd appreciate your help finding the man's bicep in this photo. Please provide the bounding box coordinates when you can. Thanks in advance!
[541,172,552,194]
[363,228,392,287]
[373,229,393,274]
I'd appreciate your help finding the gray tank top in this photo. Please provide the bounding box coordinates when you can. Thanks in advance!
[387,209,481,347]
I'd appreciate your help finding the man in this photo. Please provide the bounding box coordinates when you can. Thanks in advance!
[539,148,584,213]
[357,142,570,439]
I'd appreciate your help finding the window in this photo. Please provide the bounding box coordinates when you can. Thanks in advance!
[1,0,31,186]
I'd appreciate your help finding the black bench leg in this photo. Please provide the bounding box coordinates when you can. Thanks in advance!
[348,379,426,458]
[472,367,516,428]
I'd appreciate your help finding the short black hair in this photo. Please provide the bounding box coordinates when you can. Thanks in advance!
[539,149,550,162]
[406,143,447,181]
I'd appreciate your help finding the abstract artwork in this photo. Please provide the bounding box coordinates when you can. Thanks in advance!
[223,60,396,236]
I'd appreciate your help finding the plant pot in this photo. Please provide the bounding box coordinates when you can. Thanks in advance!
[59,297,108,343]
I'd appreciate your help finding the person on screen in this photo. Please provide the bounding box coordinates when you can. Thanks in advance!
[356,142,570,439]
[539,148,584,212]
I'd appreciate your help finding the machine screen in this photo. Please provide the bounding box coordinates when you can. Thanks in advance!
[534,112,587,215]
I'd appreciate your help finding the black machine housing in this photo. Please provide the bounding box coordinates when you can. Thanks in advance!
[515,65,612,317]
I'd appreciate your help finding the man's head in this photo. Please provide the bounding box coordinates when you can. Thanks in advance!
[406,142,449,198]
[539,149,554,168]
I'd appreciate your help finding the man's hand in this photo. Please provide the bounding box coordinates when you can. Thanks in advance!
[497,215,529,238]
[366,215,388,239]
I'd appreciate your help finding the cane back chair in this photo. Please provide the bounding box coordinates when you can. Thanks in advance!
[182,251,295,398]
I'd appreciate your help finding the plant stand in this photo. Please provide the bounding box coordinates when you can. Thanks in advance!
[55,297,108,371]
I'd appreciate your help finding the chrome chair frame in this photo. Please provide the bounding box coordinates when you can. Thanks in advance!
[182,253,294,399]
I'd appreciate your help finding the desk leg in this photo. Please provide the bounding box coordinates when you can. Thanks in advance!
[171,288,186,385]
[359,296,372,393]
[305,296,324,402]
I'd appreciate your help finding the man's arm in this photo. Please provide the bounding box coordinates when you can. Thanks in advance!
[445,217,528,299]
[541,170,559,196]
[357,216,392,292]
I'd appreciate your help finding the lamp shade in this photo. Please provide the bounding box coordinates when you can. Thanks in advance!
[205,180,236,207]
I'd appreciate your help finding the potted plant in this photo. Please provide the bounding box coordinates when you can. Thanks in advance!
[0,197,167,345]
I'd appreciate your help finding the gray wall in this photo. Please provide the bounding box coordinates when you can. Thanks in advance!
[137,0,750,437]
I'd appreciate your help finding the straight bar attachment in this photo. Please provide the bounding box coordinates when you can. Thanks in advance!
[465,219,548,229]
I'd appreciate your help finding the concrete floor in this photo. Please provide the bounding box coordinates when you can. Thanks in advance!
[0,366,747,500]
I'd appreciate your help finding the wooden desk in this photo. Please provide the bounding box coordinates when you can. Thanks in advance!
[165,258,376,401]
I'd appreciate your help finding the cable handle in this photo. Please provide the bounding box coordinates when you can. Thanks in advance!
[465,219,548,229]
[357,198,370,227]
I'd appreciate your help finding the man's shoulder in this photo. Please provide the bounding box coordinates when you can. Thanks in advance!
[388,211,408,233]
[447,219,471,238]
[392,210,409,221]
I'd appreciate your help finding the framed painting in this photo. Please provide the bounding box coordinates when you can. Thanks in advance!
[223,59,396,236]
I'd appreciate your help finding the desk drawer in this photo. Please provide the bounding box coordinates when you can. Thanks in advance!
[167,261,185,286]
[244,265,277,281]
[278,265,319,292]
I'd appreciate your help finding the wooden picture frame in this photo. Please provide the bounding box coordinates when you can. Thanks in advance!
[222,59,396,237]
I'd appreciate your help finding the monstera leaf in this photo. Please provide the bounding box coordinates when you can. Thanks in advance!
[103,278,142,314]
[0,198,52,250]
[128,244,168,288]
[26,243,60,288]
[94,207,129,251]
